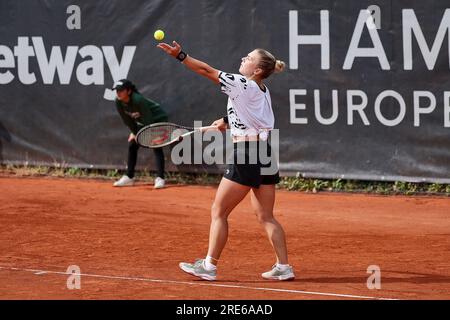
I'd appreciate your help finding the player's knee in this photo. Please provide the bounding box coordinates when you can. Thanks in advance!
[255,211,274,224]
[211,202,227,219]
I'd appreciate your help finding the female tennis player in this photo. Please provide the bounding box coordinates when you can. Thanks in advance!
[157,41,294,281]
[112,79,168,189]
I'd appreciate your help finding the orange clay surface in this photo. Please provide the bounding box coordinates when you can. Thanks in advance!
[0,176,449,300]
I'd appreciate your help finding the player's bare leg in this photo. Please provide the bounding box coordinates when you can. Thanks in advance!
[250,184,294,280]
[206,178,251,264]
[250,184,289,264]
[179,178,250,280]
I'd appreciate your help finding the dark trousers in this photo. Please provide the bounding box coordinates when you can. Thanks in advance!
[127,140,165,179]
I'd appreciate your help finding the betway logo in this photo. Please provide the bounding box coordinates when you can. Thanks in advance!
[0,37,135,100]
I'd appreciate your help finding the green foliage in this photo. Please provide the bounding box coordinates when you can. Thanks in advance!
[278,175,449,196]
[106,169,119,178]
[66,167,82,176]
[332,179,344,190]
[427,183,444,193]
[1,165,449,196]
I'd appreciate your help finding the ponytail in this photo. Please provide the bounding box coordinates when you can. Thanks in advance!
[256,49,285,79]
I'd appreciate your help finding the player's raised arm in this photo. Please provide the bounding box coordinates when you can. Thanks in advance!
[157,41,219,84]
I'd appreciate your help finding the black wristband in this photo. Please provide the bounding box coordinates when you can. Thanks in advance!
[176,51,187,62]
[223,115,229,124]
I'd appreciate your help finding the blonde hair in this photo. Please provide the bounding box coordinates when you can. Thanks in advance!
[275,60,286,74]
[256,49,285,79]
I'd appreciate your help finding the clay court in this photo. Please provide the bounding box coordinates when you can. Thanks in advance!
[0,176,449,300]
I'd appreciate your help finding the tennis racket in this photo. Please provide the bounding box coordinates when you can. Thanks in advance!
[136,122,217,148]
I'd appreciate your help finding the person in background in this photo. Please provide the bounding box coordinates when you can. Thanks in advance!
[112,79,168,189]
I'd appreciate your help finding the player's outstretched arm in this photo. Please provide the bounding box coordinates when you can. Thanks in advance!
[157,41,219,84]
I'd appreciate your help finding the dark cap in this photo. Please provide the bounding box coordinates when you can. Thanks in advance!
[111,79,135,91]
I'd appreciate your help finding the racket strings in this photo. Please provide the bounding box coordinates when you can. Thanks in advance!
[137,124,190,147]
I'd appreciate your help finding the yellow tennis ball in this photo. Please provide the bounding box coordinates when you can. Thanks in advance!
[154,30,165,41]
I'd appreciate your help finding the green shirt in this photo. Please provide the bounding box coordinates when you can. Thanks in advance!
[115,92,168,134]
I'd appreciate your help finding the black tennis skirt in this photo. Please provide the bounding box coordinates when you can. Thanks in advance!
[223,141,280,188]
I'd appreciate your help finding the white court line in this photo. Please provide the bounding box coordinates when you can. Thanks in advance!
[0,266,398,300]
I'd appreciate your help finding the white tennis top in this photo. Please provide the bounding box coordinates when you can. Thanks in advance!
[218,71,274,140]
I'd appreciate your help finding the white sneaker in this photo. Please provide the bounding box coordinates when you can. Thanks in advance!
[154,177,165,189]
[262,264,295,281]
[113,175,135,187]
